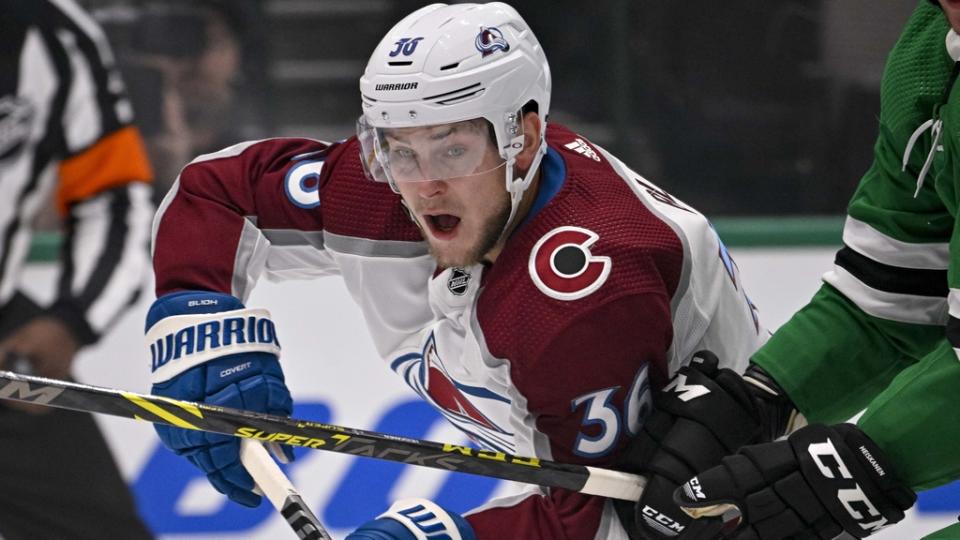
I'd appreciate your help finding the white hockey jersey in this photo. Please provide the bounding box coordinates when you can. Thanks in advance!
[152,122,766,539]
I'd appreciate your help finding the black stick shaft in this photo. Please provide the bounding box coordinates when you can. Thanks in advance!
[0,370,644,501]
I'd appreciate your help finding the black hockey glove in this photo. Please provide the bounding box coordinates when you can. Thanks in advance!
[674,423,916,540]
[615,352,802,540]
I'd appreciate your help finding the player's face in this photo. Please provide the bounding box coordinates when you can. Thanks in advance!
[940,0,960,33]
[391,124,510,267]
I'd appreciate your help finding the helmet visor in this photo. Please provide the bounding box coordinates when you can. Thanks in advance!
[358,116,509,183]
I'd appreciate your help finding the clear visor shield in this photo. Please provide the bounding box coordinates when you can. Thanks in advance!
[358,116,511,184]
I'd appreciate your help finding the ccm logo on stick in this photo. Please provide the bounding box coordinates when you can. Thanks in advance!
[528,226,611,300]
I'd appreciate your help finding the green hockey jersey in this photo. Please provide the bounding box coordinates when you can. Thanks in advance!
[752,1,960,492]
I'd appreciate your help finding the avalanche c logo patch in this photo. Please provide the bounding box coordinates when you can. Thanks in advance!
[529,226,612,300]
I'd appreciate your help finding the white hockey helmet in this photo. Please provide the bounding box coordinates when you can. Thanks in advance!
[358,2,551,226]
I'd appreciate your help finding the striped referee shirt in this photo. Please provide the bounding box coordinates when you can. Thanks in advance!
[1,0,153,344]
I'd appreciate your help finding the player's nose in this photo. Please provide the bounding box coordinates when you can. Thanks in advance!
[414,178,447,198]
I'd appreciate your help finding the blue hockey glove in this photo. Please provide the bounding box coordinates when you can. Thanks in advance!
[346,498,476,540]
[145,290,294,507]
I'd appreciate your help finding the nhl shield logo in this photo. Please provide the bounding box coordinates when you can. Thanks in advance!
[447,267,471,295]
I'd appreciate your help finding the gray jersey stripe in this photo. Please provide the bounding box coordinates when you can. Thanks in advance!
[261,229,324,249]
[323,231,428,258]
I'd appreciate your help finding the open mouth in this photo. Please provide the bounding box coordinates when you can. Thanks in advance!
[425,213,461,238]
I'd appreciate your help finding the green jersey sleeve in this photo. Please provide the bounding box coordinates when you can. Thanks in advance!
[753,1,960,491]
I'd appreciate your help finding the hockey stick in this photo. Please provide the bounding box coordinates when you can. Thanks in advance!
[0,370,646,501]
[240,439,331,539]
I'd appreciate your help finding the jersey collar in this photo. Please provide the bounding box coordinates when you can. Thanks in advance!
[516,147,565,231]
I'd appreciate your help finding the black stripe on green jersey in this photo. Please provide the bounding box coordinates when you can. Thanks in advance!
[835,246,948,297]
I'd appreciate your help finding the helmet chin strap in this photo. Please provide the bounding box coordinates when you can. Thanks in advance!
[495,141,547,247]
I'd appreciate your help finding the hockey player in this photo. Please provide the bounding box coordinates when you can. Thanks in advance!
[622,1,960,539]
[146,3,767,538]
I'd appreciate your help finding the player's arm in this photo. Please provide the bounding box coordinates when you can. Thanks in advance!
[660,6,956,537]
[749,0,953,425]
[152,138,344,299]
[148,137,344,506]
[0,1,153,381]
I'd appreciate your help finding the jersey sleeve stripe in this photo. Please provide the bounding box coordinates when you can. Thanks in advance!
[56,125,152,214]
[261,229,325,249]
[232,218,271,302]
[323,231,429,258]
[834,246,948,297]
[842,216,950,269]
[823,266,948,325]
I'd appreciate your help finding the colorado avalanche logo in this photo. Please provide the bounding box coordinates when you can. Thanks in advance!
[420,336,501,431]
[394,332,515,452]
[529,226,612,300]
[475,26,510,57]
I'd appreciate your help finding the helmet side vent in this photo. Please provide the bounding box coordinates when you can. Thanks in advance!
[440,62,460,71]
[388,61,413,66]
[423,82,482,102]
[436,88,485,105]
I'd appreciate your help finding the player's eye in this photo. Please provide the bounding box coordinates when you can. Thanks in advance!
[444,145,467,159]
[392,147,416,161]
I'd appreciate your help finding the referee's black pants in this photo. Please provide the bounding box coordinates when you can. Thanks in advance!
[0,403,154,540]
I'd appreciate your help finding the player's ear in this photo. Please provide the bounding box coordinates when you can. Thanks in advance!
[515,111,542,171]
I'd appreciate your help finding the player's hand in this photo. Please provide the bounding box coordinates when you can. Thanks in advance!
[0,316,80,414]
[346,498,476,540]
[146,291,294,507]
[617,352,800,539]
[674,423,915,540]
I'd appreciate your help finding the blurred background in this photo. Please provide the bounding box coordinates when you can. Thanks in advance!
[21,1,959,538]
[52,0,914,217]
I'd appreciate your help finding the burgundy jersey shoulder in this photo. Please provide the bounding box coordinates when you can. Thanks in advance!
[177,135,423,242]
[480,122,684,312]
[321,137,423,242]
[475,122,683,376]
[540,123,684,296]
